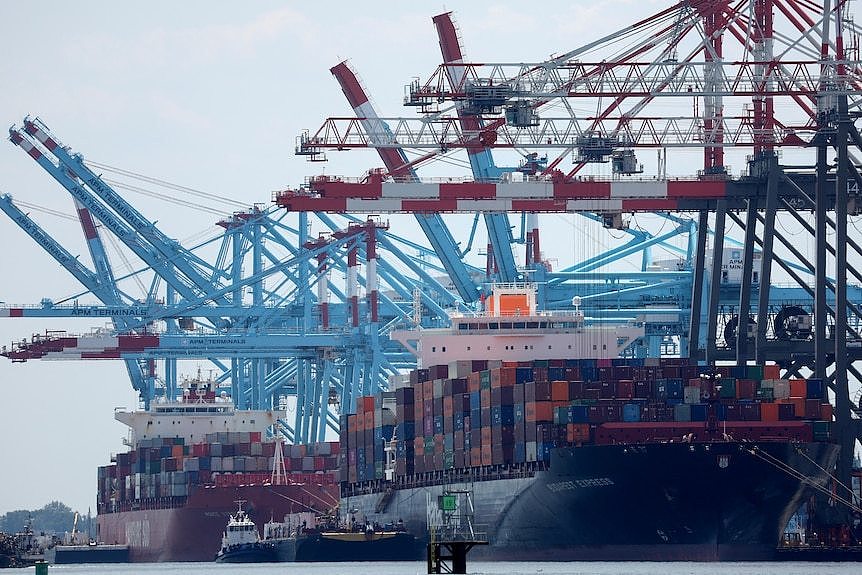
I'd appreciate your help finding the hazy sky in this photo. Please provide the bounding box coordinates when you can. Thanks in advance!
[0,0,855,517]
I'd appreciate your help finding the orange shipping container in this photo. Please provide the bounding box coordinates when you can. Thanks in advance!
[567,423,591,443]
[761,402,779,422]
[551,381,569,401]
[789,379,807,398]
[481,445,492,466]
[468,372,481,392]
[360,396,375,413]
[786,397,806,418]
[171,445,183,458]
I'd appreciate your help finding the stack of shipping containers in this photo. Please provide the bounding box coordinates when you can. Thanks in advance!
[98,435,339,513]
[339,358,836,484]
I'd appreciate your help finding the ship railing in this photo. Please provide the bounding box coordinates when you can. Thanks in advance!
[428,524,489,543]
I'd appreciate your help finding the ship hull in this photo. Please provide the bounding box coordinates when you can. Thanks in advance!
[97,482,338,562]
[342,441,839,561]
[215,542,278,563]
[45,545,130,564]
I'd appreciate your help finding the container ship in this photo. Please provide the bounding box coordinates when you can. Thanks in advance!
[338,284,842,561]
[95,382,340,562]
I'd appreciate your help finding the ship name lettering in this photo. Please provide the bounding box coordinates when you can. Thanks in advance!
[546,477,615,492]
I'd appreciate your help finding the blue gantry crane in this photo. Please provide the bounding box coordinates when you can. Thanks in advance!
[4,3,862,472]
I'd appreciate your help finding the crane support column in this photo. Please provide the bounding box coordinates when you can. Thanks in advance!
[736,199,758,361]
[755,159,779,363]
[348,244,360,328]
[815,136,829,379]
[834,93,853,491]
[317,252,330,330]
[705,201,726,363]
[688,212,709,361]
[367,223,379,324]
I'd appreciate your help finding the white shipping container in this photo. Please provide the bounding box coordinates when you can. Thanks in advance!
[683,386,701,404]
[773,379,791,399]
[526,442,537,462]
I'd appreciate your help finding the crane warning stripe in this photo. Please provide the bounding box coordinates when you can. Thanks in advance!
[440,183,496,199]
[553,181,611,199]
[667,181,726,197]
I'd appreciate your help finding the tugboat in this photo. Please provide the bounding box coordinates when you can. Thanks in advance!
[214,501,277,563]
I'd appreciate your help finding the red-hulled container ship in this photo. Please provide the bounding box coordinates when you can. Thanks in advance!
[96,383,339,562]
[337,284,844,561]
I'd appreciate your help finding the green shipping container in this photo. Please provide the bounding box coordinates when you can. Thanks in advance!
[719,378,736,399]
[443,451,454,469]
[746,365,764,381]
[812,420,831,440]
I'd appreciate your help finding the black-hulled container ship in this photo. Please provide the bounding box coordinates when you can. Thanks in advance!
[338,284,842,561]
[95,383,340,562]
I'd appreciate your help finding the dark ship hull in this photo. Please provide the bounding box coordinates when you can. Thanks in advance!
[98,482,337,562]
[46,544,130,564]
[343,440,839,561]
[215,541,278,563]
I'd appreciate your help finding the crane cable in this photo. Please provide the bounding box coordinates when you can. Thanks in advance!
[85,160,247,209]
[739,440,862,514]
[794,444,860,503]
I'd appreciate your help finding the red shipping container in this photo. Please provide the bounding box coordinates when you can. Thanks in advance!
[567,423,591,443]
[804,399,821,419]
[761,403,779,422]
[535,382,552,401]
[789,379,807,398]
[820,403,834,421]
[764,364,781,379]
[360,396,375,413]
[616,380,633,399]
[534,401,554,422]
[500,368,517,387]
[249,431,262,443]
[736,379,756,400]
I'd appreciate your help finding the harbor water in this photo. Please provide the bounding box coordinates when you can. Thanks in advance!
[3,563,860,575]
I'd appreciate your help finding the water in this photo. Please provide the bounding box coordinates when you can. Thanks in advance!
[4,563,859,575]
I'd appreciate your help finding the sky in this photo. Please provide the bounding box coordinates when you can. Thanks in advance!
[0,0,855,517]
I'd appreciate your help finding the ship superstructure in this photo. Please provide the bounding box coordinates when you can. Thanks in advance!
[391,283,645,367]
[97,379,340,562]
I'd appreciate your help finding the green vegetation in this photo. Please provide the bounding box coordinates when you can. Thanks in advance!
[0,501,85,535]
